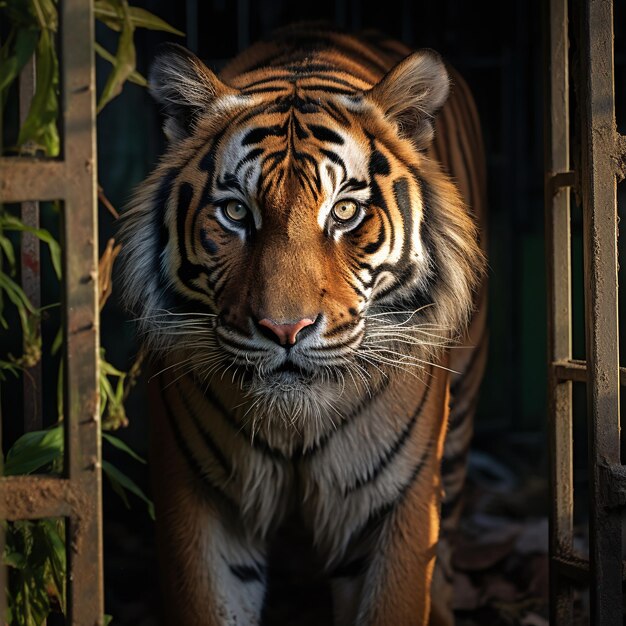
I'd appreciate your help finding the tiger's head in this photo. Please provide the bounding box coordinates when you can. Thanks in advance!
[120,43,484,426]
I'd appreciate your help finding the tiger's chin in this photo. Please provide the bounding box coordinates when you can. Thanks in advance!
[235,364,344,452]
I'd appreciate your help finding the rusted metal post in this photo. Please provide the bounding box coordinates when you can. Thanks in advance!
[544,0,574,623]
[60,0,103,623]
[0,0,102,622]
[579,0,623,624]
[19,55,43,432]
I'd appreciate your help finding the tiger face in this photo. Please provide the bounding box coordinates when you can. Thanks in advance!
[120,43,483,425]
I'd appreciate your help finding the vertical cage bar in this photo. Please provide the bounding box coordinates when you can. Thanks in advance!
[579,0,622,623]
[544,0,574,623]
[19,56,43,432]
[60,0,103,623]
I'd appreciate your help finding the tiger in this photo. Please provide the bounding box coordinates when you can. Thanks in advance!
[119,23,487,626]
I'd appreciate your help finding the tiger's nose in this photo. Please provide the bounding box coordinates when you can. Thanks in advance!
[257,317,315,346]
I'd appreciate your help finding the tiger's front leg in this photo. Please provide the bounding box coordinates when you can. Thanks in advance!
[331,381,451,626]
[356,453,444,625]
[150,385,267,626]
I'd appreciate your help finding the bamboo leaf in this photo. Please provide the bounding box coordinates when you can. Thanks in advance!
[95,42,146,87]
[97,0,136,113]
[17,28,59,155]
[51,327,62,355]
[3,426,63,476]
[127,6,184,35]
[102,433,146,464]
[102,460,155,519]
[95,1,184,36]
[0,28,38,94]
[0,233,16,269]
[2,214,61,279]
[0,271,36,314]
[39,520,66,613]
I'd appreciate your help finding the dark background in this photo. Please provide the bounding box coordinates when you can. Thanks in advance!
[1,0,625,623]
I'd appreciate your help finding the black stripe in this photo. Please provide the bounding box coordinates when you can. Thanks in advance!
[330,556,368,579]
[300,375,391,457]
[319,100,351,126]
[199,382,290,461]
[229,563,265,583]
[152,168,178,259]
[241,85,290,95]
[177,381,232,476]
[343,367,433,494]
[323,319,359,340]
[449,326,487,397]
[392,177,413,260]
[359,439,433,529]
[242,123,287,146]
[160,382,238,512]
[307,123,344,145]
[362,220,386,255]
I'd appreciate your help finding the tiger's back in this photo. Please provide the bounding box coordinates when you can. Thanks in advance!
[120,24,487,626]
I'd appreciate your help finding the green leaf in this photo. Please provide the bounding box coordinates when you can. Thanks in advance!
[17,28,59,155]
[0,358,20,377]
[95,42,146,87]
[38,519,66,613]
[97,0,136,113]
[3,426,63,476]
[126,6,184,35]
[0,233,16,269]
[51,327,62,355]
[95,1,184,36]
[0,28,38,95]
[102,433,146,464]
[100,354,126,378]
[3,545,27,570]
[0,270,36,314]
[1,214,62,279]
[102,460,155,519]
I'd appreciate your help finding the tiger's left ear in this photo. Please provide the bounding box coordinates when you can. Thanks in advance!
[149,43,240,142]
[366,50,450,149]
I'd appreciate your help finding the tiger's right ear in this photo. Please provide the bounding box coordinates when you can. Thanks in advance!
[149,43,239,142]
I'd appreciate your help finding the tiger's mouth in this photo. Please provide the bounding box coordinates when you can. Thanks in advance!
[234,358,319,387]
[271,361,312,377]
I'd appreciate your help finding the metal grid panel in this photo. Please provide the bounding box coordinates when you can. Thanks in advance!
[546,0,626,623]
[0,0,103,623]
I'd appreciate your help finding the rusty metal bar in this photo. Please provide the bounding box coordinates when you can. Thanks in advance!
[544,0,574,623]
[552,358,626,384]
[0,477,74,520]
[0,159,66,202]
[59,0,103,623]
[549,170,576,192]
[579,0,622,623]
[19,56,43,432]
[1,0,103,621]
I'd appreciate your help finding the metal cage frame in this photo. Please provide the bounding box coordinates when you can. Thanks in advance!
[546,0,626,624]
[0,0,103,623]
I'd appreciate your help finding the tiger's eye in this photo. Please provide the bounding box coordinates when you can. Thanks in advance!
[224,200,249,222]
[331,200,359,223]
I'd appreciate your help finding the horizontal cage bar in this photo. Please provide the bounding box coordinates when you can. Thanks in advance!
[552,359,626,384]
[0,158,67,202]
[1,477,75,520]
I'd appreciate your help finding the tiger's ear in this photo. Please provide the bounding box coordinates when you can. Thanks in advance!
[149,43,239,142]
[366,50,450,149]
